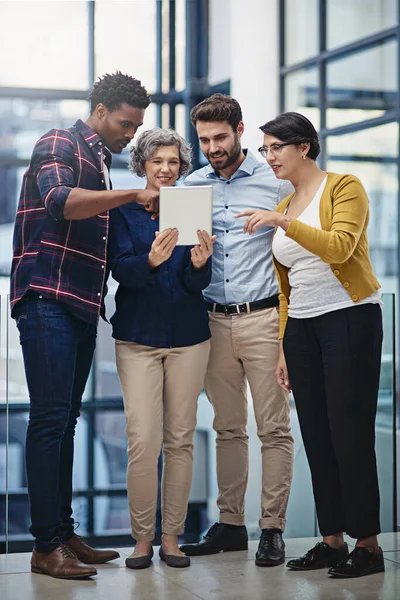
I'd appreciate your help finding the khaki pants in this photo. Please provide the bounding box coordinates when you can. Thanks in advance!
[116,339,210,541]
[205,307,293,531]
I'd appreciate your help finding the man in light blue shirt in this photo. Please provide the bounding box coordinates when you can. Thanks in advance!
[180,94,294,567]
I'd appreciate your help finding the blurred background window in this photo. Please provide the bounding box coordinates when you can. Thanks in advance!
[0,0,228,553]
[1,0,399,551]
[280,0,398,535]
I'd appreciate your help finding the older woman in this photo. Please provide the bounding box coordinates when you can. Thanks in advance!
[236,112,384,578]
[108,128,215,569]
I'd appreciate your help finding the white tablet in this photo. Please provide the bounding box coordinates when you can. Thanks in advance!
[159,185,213,246]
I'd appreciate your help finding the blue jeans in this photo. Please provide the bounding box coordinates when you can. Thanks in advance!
[13,293,97,552]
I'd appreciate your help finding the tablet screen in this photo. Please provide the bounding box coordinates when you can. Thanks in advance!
[159,185,213,246]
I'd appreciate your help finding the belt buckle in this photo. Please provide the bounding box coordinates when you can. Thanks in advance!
[238,302,250,314]
[224,303,238,316]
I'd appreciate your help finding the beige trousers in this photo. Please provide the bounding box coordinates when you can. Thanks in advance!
[116,339,210,541]
[205,307,294,531]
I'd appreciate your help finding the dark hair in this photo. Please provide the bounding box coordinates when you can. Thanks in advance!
[259,112,320,160]
[88,71,151,113]
[190,93,243,131]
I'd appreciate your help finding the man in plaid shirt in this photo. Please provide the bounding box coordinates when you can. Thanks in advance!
[10,72,157,580]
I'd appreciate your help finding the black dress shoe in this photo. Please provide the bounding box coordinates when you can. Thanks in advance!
[255,528,285,566]
[287,542,349,570]
[159,546,190,568]
[179,523,248,556]
[328,546,384,578]
[125,547,153,570]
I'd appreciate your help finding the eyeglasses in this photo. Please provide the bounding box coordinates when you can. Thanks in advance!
[258,142,294,158]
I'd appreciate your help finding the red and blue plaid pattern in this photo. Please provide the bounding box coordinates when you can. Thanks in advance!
[10,120,111,324]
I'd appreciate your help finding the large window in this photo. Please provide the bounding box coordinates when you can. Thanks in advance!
[280,0,399,533]
[0,1,90,90]
[0,0,227,553]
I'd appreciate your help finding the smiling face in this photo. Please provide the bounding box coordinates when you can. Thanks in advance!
[144,144,181,191]
[196,120,243,173]
[95,102,145,154]
[262,133,308,180]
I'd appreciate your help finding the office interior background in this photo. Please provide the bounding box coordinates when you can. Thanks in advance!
[0,0,399,553]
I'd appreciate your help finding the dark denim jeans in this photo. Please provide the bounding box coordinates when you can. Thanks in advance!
[13,293,97,552]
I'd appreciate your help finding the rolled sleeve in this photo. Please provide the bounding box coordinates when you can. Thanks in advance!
[32,130,76,221]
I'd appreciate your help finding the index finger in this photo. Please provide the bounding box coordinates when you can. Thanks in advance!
[201,230,215,242]
[196,230,209,246]
[235,210,255,218]
[155,228,176,243]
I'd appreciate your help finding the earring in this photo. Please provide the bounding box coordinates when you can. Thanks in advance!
[302,155,306,160]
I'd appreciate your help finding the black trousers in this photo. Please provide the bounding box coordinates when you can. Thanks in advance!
[283,303,383,539]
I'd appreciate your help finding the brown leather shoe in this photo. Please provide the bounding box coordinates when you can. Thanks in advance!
[31,545,97,579]
[65,533,120,564]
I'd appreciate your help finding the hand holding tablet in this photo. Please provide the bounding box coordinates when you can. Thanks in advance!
[190,230,216,270]
[148,228,179,269]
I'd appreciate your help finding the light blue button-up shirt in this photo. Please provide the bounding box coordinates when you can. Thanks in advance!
[185,149,293,304]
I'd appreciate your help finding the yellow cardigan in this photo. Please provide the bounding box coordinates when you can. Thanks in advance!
[273,172,380,339]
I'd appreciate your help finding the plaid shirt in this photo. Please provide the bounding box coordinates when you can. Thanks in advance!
[10,119,112,325]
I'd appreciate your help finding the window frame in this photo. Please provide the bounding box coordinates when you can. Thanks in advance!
[279,0,399,534]
[0,0,230,553]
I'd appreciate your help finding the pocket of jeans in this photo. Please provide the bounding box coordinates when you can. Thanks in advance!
[14,310,28,339]
[16,312,27,326]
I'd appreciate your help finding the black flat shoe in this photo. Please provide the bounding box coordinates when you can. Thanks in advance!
[328,546,385,578]
[125,547,153,569]
[287,542,349,570]
[255,529,285,566]
[159,546,190,568]
[179,523,248,556]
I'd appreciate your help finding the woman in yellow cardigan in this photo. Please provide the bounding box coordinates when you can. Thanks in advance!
[236,112,384,579]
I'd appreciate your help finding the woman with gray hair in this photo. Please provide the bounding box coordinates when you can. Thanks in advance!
[108,128,215,569]
[129,127,192,177]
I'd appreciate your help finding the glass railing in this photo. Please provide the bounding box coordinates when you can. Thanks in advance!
[0,290,397,551]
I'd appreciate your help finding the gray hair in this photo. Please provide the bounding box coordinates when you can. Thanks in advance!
[129,128,192,177]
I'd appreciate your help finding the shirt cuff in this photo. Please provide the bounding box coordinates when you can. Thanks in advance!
[46,185,73,221]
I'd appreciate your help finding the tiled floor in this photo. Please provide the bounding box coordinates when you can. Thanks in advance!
[1,534,399,600]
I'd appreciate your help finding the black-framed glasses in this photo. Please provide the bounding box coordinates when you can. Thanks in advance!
[258,142,294,158]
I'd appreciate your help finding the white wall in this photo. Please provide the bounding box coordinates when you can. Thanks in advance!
[204,0,287,537]
[0,224,13,275]
[208,0,232,86]
[230,0,280,153]
[209,0,280,153]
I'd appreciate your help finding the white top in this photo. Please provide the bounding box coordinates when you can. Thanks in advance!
[272,176,382,319]
[103,155,111,191]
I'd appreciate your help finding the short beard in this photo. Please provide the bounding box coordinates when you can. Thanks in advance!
[209,133,242,172]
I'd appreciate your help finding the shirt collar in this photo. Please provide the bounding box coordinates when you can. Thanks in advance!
[205,149,258,179]
[74,119,112,166]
